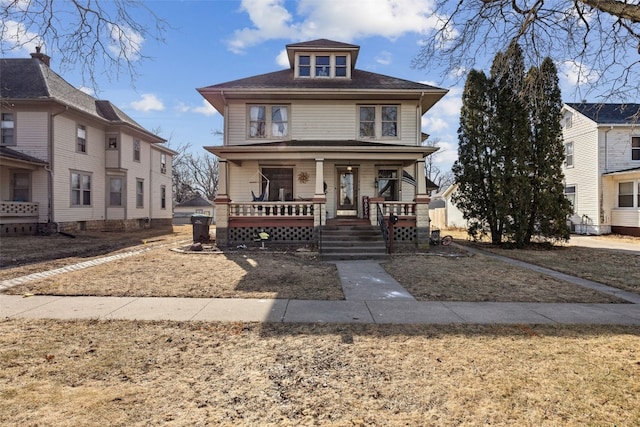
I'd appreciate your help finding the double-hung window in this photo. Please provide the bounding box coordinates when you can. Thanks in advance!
[71,172,91,206]
[136,179,144,208]
[133,139,141,162]
[564,142,574,167]
[248,105,289,139]
[359,105,399,139]
[564,185,576,213]
[1,113,15,145]
[161,185,167,209]
[77,125,87,153]
[618,181,639,208]
[160,153,167,174]
[315,56,330,77]
[109,177,123,206]
[296,53,350,78]
[632,137,640,161]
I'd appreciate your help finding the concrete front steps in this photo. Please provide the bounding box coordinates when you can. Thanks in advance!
[320,219,388,261]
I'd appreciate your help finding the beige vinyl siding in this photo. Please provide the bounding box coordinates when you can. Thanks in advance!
[51,115,106,223]
[31,169,49,222]
[149,146,173,219]
[121,133,151,218]
[14,111,49,161]
[225,100,420,146]
[563,109,601,227]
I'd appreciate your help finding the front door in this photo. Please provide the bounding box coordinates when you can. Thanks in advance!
[336,167,358,217]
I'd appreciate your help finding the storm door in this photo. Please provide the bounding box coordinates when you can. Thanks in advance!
[336,167,358,217]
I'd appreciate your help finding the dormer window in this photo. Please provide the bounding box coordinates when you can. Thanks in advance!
[295,53,351,79]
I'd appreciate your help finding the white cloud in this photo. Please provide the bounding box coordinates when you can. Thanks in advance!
[176,100,218,117]
[1,19,43,54]
[275,49,289,67]
[108,23,144,60]
[228,0,439,53]
[375,50,392,65]
[79,86,95,96]
[131,94,164,112]
[559,60,599,87]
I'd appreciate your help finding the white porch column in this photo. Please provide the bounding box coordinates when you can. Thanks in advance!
[414,158,431,248]
[313,158,326,228]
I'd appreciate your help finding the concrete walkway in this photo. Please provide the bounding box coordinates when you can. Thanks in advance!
[2,253,639,325]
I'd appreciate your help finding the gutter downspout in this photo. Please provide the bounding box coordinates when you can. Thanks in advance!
[601,126,614,227]
[48,105,68,228]
[221,90,228,146]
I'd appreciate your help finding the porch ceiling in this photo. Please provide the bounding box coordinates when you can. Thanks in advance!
[204,142,438,166]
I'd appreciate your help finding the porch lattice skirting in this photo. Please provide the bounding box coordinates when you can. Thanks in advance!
[228,225,316,245]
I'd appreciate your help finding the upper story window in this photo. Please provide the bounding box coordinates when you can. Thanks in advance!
[77,124,87,153]
[564,142,574,167]
[358,105,399,139]
[107,137,118,150]
[315,56,330,77]
[133,139,141,162]
[295,53,350,79]
[632,136,640,161]
[160,153,167,174]
[248,105,289,139]
[1,113,15,145]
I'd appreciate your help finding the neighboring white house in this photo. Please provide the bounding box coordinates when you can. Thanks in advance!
[0,50,176,236]
[173,195,215,225]
[197,39,448,248]
[562,103,640,236]
[429,183,466,230]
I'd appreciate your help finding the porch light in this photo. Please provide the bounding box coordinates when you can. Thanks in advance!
[347,165,352,172]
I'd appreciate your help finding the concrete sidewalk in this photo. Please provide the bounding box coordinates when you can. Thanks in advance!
[2,255,639,325]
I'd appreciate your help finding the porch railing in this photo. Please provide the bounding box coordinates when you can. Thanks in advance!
[0,201,39,218]
[229,201,315,218]
[378,201,416,217]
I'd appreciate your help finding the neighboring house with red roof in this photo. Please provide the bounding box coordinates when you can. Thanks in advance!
[0,50,176,236]
[197,39,448,250]
[562,103,640,236]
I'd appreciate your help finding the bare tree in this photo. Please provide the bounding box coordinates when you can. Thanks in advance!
[423,138,456,194]
[184,153,219,202]
[414,0,640,104]
[1,0,167,90]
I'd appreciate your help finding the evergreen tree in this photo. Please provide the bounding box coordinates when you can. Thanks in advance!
[454,44,572,247]
[524,58,572,243]
[452,70,506,244]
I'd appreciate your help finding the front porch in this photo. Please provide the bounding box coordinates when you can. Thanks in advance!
[0,201,40,236]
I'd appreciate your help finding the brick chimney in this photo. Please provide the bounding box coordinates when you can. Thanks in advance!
[30,46,50,67]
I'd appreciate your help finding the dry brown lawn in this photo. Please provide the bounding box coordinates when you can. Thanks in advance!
[1,320,638,426]
[2,228,640,425]
[1,225,637,303]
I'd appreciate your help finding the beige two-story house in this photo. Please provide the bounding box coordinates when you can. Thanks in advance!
[198,39,448,250]
[0,51,176,236]
[562,103,640,236]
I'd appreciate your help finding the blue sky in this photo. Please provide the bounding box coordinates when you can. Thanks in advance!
[3,0,616,172]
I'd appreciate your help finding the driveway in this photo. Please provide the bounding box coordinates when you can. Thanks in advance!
[566,235,640,254]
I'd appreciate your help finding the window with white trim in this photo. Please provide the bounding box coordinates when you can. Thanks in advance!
[295,53,350,78]
[109,177,123,206]
[632,136,640,161]
[618,181,639,208]
[161,185,166,209]
[564,142,574,167]
[77,124,87,153]
[136,179,144,208]
[12,172,29,202]
[248,105,289,139]
[160,153,167,174]
[1,113,15,145]
[358,105,399,139]
[71,172,91,206]
[564,185,576,213]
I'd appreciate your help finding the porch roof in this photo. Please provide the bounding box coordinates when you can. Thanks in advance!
[0,146,48,169]
[204,140,438,166]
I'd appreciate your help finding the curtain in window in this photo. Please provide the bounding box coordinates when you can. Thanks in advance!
[272,106,288,137]
[250,106,266,137]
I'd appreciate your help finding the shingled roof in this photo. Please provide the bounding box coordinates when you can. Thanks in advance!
[0,58,164,142]
[0,146,48,165]
[566,103,640,124]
